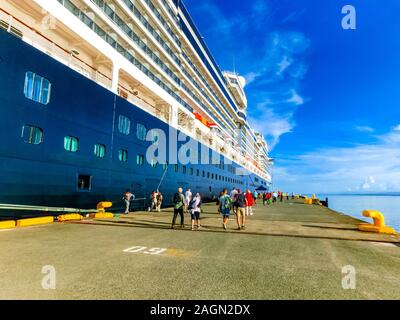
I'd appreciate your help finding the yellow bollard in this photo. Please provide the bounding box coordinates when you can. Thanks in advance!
[92,202,114,219]
[16,216,54,227]
[58,214,83,222]
[0,220,16,229]
[358,210,397,235]
[96,201,113,212]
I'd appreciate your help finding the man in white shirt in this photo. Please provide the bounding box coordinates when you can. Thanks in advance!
[185,189,192,213]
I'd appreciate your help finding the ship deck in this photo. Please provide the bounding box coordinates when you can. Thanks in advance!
[0,199,399,299]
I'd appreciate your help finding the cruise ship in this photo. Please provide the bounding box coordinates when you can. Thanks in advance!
[0,0,272,212]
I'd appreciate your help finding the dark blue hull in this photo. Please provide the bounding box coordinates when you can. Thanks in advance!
[0,29,267,216]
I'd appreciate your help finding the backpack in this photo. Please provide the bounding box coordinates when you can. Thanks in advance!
[222,196,232,210]
[236,193,245,207]
[173,192,181,204]
[188,199,196,210]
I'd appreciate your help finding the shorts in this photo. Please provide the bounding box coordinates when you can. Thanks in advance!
[221,208,230,217]
[190,210,200,220]
[236,207,245,218]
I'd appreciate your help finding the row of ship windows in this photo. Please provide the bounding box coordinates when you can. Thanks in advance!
[22,73,234,163]
[22,74,258,184]
[23,72,151,141]
[21,124,245,185]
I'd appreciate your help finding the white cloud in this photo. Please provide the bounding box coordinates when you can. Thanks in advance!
[393,124,400,131]
[245,31,310,149]
[355,126,375,133]
[244,72,262,86]
[286,89,304,105]
[277,56,292,75]
[274,126,400,193]
[249,104,294,150]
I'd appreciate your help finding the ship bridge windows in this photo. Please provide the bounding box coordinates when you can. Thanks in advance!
[118,115,131,135]
[64,136,79,153]
[21,125,43,145]
[94,144,106,158]
[24,72,51,105]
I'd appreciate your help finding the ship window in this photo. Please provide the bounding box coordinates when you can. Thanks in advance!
[136,154,145,165]
[182,166,186,174]
[211,173,214,179]
[137,123,147,141]
[118,115,131,135]
[207,172,210,179]
[174,164,179,172]
[24,72,51,105]
[190,168,194,175]
[77,174,91,191]
[94,144,106,158]
[202,171,205,178]
[64,136,79,152]
[119,149,128,162]
[21,125,43,145]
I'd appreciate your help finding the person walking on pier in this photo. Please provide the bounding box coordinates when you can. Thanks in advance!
[245,189,254,216]
[189,193,202,230]
[264,192,271,206]
[156,191,163,212]
[219,189,232,230]
[235,189,247,230]
[171,187,185,229]
[184,188,192,213]
[253,190,258,204]
[230,187,238,201]
[230,188,239,214]
[123,190,135,214]
[272,191,278,204]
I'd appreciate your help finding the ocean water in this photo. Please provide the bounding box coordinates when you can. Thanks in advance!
[318,195,400,232]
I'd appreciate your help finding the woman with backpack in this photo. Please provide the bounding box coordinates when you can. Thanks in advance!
[219,189,232,230]
[189,193,202,231]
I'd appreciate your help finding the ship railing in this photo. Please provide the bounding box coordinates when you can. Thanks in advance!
[0,8,113,90]
[0,197,149,216]
[118,85,170,124]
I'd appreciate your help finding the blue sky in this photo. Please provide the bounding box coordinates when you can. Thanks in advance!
[183,0,400,193]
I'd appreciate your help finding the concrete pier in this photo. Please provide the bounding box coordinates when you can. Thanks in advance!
[0,199,399,299]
